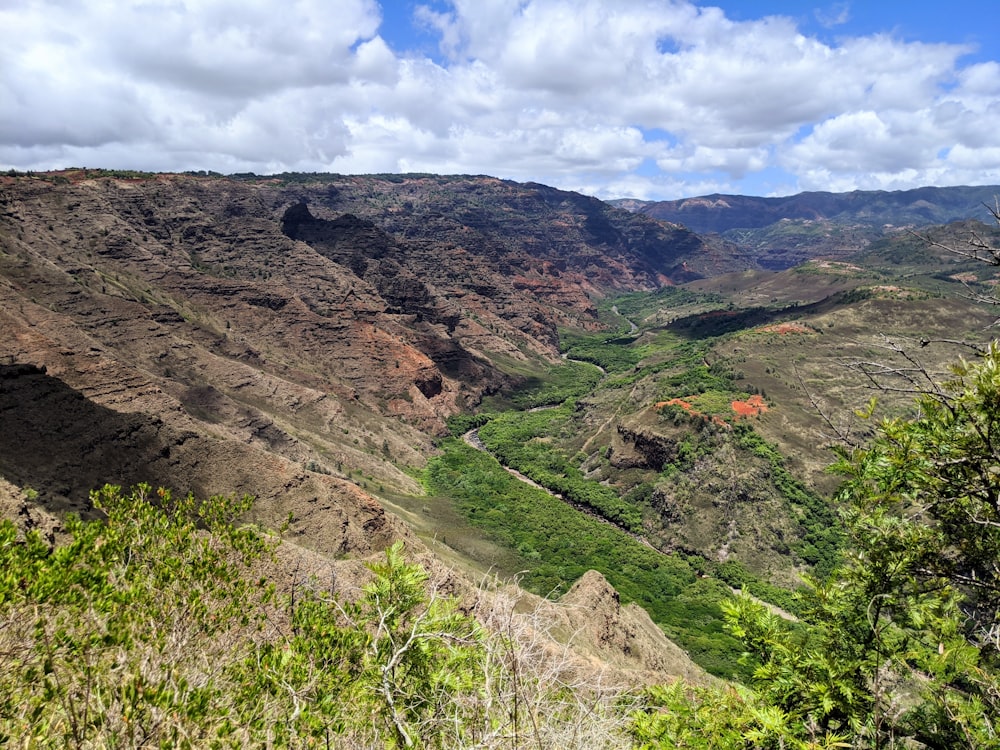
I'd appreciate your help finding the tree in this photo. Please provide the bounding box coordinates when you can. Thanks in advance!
[915,199,1000,319]
[722,346,1000,748]
[829,345,1000,745]
[632,345,1000,749]
[1,482,639,748]
[240,541,488,748]
[0,484,272,748]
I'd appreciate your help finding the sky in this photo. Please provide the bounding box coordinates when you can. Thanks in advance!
[1,1,998,200]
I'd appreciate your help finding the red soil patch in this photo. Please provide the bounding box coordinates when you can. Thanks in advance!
[730,394,768,418]
[655,397,695,412]
[655,398,729,428]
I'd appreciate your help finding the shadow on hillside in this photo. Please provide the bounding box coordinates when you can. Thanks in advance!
[0,364,189,517]
[665,297,841,339]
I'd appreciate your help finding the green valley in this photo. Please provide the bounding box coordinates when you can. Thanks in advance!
[3,171,1000,746]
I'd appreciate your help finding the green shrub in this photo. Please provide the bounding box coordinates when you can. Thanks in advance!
[426,440,748,679]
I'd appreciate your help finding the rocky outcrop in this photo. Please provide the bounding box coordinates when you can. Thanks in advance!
[613,425,677,470]
[555,570,710,684]
[0,172,722,435]
[0,362,404,557]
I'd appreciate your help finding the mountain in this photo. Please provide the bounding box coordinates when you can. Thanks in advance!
[5,169,1000,741]
[614,185,1000,269]
[0,169,727,549]
[4,168,999,686]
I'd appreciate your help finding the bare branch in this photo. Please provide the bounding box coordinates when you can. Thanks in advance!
[909,199,1000,267]
[793,363,863,448]
[842,336,958,408]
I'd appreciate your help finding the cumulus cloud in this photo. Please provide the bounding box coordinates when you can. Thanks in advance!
[107,0,383,97]
[1,0,998,198]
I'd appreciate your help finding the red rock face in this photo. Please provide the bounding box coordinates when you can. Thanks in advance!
[0,171,724,551]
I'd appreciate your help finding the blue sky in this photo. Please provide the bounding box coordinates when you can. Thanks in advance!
[711,1,996,60]
[379,1,1000,65]
[2,1,998,199]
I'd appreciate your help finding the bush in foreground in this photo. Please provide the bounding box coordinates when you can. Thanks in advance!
[0,484,633,748]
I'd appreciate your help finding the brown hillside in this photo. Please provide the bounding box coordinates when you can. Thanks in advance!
[0,170,727,684]
[0,170,719,547]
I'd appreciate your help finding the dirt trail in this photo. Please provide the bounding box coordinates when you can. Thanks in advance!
[729,587,799,623]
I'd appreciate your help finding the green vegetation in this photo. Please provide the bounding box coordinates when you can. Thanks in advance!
[506,359,604,409]
[0,484,631,748]
[443,288,838,615]
[13,188,998,745]
[445,410,499,437]
[477,405,644,533]
[249,540,488,747]
[659,355,736,399]
[667,307,792,339]
[733,424,842,577]
[426,439,747,679]
[710,559,803,617]
[0,484,271,747]
[605,286,720,322]
[9,345,1000,746]
[629,678,850,749]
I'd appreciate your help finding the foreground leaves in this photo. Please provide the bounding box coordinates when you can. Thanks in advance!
[0,484,271,748]
[0,485,635,748]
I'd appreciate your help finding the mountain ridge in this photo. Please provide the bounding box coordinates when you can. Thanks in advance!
[3,169,998,689]
[613,184,1000,270]
[0,169,726,537]
[613,184,1000,233]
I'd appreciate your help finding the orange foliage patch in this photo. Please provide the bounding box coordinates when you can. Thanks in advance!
[655,398,730,428]
[655,397,695,412]
[731,394,768,418]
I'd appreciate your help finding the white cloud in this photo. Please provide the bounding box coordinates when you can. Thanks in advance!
[959,61,1000,95]
[1,0,997,198]
[815,3,851,29]
[106,0,382,97]
[785,110,925,173]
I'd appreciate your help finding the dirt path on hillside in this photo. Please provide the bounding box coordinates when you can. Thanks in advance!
[581,372,644,454]
[728,587,799,623]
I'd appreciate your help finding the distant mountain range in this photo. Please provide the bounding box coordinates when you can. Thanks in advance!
[611,185,1000,269]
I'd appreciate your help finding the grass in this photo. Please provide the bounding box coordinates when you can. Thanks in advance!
[425,439,749,680]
